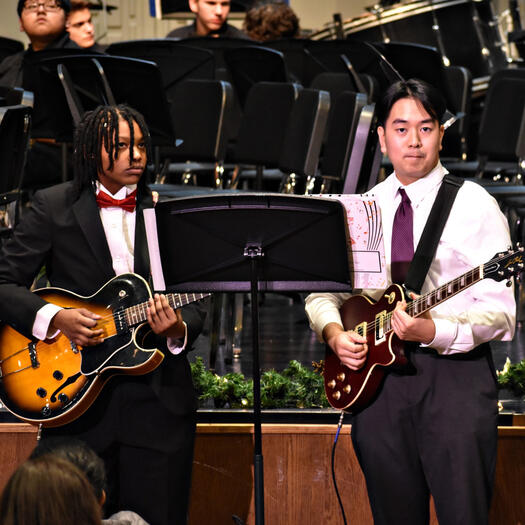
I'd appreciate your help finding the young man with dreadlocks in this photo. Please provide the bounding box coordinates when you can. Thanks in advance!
[0,105,206,525]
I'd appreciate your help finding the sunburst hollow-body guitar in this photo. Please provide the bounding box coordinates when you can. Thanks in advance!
[0,273,209,427]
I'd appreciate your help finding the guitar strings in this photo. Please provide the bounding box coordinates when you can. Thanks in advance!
[360,266,482,337]
[0,293,209,366]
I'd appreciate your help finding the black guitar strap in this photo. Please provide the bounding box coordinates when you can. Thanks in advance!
[403,174,464,294]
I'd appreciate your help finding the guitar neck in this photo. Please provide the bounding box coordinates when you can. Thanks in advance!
[124,292,210,327]
[406,266,483,319]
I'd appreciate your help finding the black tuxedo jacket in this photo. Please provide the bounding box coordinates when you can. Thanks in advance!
[0,181,206,416]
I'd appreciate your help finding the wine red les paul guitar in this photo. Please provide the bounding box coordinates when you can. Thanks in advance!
[324,249,523,412]
[0,273,209,427]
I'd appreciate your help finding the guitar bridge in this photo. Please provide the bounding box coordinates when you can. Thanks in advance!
[28,342,39,368]
[355,322,366,337]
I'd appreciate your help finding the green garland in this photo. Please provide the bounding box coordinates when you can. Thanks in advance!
[497,358,525,397]
[190,358,330,409]
[191,356,525,409]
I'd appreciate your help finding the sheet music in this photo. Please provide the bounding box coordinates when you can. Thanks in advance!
[316,194,387,290]
[143,208,166,291]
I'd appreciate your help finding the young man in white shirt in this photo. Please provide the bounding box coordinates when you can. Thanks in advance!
[306,79,516,525]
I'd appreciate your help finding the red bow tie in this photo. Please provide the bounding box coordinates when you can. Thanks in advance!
[96,190,137,212]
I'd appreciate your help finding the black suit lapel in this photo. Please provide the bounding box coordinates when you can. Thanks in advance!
[73,186,115,280]
[134,190,154,281]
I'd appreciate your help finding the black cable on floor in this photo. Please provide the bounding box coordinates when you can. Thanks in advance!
[331,410,348,525]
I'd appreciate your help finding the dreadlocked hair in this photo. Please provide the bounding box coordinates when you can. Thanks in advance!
[72,104,152,198]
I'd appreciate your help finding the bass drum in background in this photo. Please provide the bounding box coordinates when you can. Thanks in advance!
[341,0,508,79]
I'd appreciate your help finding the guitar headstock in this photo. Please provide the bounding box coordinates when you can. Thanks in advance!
[484,247,525,282]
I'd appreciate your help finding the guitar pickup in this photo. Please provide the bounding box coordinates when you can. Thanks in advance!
[375,311,387,343]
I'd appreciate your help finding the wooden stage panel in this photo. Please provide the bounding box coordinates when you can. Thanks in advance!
[0,424,38,492]
[1,422,524,524]
[189,423,525,525]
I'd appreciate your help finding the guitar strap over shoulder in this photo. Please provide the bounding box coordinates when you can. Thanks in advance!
[403,174,464,294]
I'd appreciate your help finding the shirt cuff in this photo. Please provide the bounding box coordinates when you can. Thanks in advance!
[420,317,458,354]
[166,321,188,355]
[33,303,63,340]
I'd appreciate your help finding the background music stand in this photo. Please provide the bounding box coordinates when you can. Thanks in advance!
[146,193,353,525]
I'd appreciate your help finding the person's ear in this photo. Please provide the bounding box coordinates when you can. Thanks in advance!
[377,126,387,155]
[188,0,199,15]
[99,488,106,507]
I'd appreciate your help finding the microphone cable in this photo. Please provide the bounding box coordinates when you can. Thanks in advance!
[331,410,348,525]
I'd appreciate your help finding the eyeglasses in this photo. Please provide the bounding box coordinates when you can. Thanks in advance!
[23,1,62,12]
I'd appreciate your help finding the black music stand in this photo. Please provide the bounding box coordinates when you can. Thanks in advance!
[144,193,353,525]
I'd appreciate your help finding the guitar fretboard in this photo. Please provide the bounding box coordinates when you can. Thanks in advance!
[382,265,483,335]
[121,293,210,327]
[407,266,482,318]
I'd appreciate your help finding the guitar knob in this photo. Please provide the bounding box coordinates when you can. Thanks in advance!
[332,391,341,401]
[36,387,47,398]
[327,380,336,389]
[343,385,351,394]
[53,370,63,380]
[58,393,69,404]
[41,405,51,417]
[336,372,345,382]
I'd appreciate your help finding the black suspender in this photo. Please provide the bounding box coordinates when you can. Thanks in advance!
[403,175,464,294]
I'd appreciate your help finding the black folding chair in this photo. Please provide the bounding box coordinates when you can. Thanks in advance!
[228,81,301,191]
[278,88,331,194]
[316,90,370,194]
[0,105,31,239]
[444,69,525,182]
[159,79,235,188]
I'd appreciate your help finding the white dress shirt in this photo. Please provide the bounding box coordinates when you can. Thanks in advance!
[305,162,516,354]
[33,183,187,354]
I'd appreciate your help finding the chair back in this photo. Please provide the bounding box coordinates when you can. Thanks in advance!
[279,88,330,184]
[319,91,368,192]
[478,70,525,161]
[233,81,301,167]
[441,65,472,160]
[168,79,234,163]
[0,105,31,235]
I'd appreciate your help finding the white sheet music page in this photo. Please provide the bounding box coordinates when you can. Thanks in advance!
[316,194,387,290]
[143,208,166,291]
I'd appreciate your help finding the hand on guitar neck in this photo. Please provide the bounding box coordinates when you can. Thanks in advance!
[51,293,186,346]
[390,297,436,347]
[146,293,185,340]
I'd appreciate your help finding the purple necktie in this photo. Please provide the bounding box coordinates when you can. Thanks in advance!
[391,188,414,284]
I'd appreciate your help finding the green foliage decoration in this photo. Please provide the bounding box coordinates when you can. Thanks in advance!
[497,357,525,397]
[190,357,330,409]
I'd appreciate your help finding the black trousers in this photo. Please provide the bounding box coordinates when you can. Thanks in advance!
[44,377,196,525]
[351,346,498,525]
